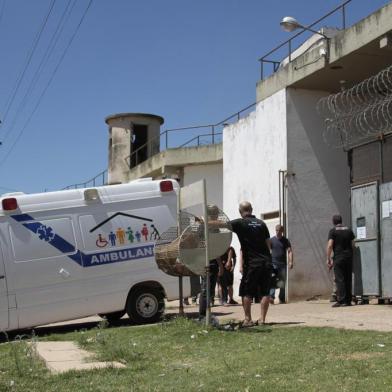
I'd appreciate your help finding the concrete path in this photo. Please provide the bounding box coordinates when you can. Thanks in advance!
[33,341,125,374]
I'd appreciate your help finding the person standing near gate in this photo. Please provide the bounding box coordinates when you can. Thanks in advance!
[326,214,355,307]
[231,201,272,326]
[269,224,293,304]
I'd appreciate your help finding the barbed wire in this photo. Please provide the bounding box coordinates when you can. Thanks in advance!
[317,64,392,148]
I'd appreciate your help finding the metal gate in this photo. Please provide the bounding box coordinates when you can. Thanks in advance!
[351,182,380,296]
[380,181,392,297]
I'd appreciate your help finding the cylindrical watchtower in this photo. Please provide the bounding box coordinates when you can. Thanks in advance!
[105,112,164,184]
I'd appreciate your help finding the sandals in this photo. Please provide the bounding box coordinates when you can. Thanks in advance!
[241,320,256,328]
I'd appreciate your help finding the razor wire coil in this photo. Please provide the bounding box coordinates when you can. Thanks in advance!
[317,64,392,148]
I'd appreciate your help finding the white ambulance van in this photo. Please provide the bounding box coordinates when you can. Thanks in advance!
[0,178,190,332]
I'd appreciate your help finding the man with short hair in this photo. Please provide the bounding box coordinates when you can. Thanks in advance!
[269,224,293,304]
[231,201,272,326]
[326,214,355,307]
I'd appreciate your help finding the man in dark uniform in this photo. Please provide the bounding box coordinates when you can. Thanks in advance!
[231,201,272,326]
[269,224,293,304]
[326,214,355,307]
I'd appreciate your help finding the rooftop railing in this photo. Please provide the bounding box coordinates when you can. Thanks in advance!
[62,169,107,190]
[258,0,352,80]
[125,102,256,168]
[63,102,256,189]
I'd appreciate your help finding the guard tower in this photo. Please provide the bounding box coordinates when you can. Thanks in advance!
[105,113,164,184]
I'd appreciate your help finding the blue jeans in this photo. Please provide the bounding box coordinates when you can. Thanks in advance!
[269,263,287,302]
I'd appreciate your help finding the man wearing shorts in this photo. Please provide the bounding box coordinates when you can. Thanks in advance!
[231,201,272,326]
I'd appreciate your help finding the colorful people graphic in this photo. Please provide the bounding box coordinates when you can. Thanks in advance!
[141,224,149,241]
[150,224,160,240]
[116,227,125,244]
[96,233,108,248]
[108,231,117,246]
[93,219,159,248]
[126,227,134,243]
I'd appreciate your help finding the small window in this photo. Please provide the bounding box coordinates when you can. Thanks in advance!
[260,211,280,220]
[130,124,148,167]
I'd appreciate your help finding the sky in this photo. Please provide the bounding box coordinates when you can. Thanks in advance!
[0,0,389,193]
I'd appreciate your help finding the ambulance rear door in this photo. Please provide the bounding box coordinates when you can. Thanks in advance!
[0,244,9,331]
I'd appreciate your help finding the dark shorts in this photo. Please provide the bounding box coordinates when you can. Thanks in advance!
[218,269,234,287]
[239,264,272,298]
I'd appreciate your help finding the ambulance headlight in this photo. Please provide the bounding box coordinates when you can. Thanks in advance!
[84,189,100,202]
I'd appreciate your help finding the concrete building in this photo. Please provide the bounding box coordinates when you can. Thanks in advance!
[106,113,164,185]
[104,1,392,300]
[106,113,224,208]
[225,1,392,299]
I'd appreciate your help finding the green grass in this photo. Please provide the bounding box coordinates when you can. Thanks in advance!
[1,318,392,391]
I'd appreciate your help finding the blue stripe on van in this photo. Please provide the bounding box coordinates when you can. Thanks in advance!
[10,214,153,268]
[11,213,34,222]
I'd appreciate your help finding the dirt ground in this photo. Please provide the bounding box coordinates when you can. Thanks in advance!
[168,299,392,332]
[35,299,392,334]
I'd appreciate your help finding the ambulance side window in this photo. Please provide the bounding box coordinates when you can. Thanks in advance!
[10,217,76,262]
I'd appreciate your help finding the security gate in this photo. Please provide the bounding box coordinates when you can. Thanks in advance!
[380,182,392,297]
[351,182,380,296]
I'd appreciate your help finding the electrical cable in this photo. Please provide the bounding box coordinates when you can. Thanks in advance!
[0,0,56,128]
[0,0,93,169]
[2,0,76,144]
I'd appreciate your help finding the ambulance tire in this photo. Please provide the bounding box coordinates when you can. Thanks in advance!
[99,311,125,323]
[126,287,164,324]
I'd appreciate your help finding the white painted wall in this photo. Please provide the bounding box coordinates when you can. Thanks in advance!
[183,163,223,208]
[286,88,350,299]
[223,89,288,294]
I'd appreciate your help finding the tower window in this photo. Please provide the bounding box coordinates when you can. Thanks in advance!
[130,124,148,168]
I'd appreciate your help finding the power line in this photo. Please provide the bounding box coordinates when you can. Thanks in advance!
[0,0,56,128]
[2,0,77,144]
[0,0,93,169]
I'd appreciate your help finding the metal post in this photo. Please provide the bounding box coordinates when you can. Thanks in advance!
[176,191,185,317]
[212,126,215,144]
[278,170,282,225]
[260,61,264,80]
[202,179,211,326]
[165,131,168,149]
[178,276,184,316]
[288,40,292,63]
[282,172,287,230]
[342,5,346,29]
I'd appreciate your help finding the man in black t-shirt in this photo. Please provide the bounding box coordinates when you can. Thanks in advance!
[231,201,272,326]
[269,225,293,304]
[326,214,355,307]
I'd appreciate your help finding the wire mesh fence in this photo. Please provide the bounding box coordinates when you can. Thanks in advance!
[154,206,232,277]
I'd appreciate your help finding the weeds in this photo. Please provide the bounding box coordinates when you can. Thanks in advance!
[2,320,392,391]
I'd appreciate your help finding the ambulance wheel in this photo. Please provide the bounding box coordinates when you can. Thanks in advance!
[126,287,164,324]
[99,311,125,323]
